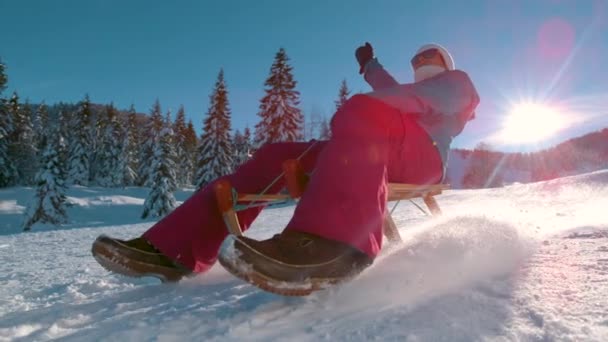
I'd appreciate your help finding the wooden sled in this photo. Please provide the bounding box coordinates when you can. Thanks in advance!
[214,159,449,244]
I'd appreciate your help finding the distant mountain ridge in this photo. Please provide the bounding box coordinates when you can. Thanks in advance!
[446,128,608,188]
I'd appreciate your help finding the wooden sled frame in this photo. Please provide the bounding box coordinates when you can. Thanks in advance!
[214,159,449,244]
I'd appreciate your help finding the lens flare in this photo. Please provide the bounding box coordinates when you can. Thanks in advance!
[498,102,569,144]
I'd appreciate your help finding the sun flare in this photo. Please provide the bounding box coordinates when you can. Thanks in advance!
[498,102,568,144]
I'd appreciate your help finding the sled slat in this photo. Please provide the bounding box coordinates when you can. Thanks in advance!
[387,190,443,202]
[387,183,449,191]
[237,194,292,202]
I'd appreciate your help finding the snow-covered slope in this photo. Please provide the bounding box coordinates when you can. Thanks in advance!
[1,171,607,341]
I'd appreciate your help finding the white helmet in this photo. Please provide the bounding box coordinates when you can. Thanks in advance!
[412,43,455,82]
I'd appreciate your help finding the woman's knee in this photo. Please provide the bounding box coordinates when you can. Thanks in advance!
[331,97,388,138]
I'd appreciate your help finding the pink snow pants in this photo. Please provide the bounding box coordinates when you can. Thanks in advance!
[143,95,443,273]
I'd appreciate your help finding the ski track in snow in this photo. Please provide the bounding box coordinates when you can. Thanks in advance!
[0,171,607,341]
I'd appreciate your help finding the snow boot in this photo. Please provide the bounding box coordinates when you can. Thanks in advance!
[218,230,374,296]
[91,235,191,282]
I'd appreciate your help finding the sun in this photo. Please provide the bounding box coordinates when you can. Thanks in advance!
[498,102,568,144]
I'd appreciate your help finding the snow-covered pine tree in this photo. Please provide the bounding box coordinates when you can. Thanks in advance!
[5,93,20,183]
[6,93,37,185]
[15,101,37,184]
[0,58,15,187]
[67,95,92,186]
[232,130,244,169]
[319,117,331,140]
[97,104,124,187]
[120,104,139,186]
[89,104,107,183]
[316,79,349,141]
[0,104,16,187]
[0,66,17,187]
[335,79,351,111]
[243,126,252,153]
[33,102,49,149]
[138,100,164,186]
[184,120,198,179]
[56,109,70,169]
[172,105,193,186]
[232,127,252,169]
[194,69,233,189]
[254,48,304,146]
[141,118,177,219]
[0,58,7,96]
[22,132,68,231]
[163,109,179,176]
[304,106,323,140]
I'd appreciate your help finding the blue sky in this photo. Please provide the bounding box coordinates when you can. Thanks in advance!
[1,0,607,151]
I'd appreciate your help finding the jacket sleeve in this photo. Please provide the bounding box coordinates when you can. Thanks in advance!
[363,58,399,90]
[412,70,480,136]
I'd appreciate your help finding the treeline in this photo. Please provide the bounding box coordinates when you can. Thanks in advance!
[0,48,350,230]
[456,130,608,188]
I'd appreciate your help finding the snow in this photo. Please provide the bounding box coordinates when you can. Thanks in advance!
[1,170,608,341]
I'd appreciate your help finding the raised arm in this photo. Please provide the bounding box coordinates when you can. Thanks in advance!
[355,42,399,91]
[363,58,398,90]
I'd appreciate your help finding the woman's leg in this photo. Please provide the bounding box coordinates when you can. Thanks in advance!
[143,141,326,273]
[285,95,443,258]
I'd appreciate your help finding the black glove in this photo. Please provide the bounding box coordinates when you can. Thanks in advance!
[355,42,374,74]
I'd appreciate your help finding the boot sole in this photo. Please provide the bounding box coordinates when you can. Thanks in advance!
[218,236,355,297]
[91,239,186,283]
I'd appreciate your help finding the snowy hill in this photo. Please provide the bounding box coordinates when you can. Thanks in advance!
[1,171,608,341]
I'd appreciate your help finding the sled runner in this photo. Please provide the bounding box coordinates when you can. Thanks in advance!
[214,159,449,244]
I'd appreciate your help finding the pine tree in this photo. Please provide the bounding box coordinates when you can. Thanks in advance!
[22,132,68,231]
[5,93,20,184]
[232,127,252,169]
[0,59,16,187]
[67,95,92,186]
[254,48,303,146]
[89,105,106,183]
[56,109,70,169]
[0,100,16,187]
[141,120,177,219]
[6,93,37,185]
[319,117,331,140]
[164,109,179,165]
[172,105,193,186]
[138,99,164,186]
[195,69,233,189]
[184,120,198,174]
[16,101,37,184]
[0,58,7,96]
[243,126,252,150]
[33,102,49,149]
[304,106,323,140]
[97,104,124,187]
[232,130,244,169]
[121,104,139,186]
[335,79,351,111]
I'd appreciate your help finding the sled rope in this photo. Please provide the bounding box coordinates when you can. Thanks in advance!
[242,141,319,210]
[388,195,431,218]
[409,199,429,216]
[390,200,401,215]
[390,199,429,217]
